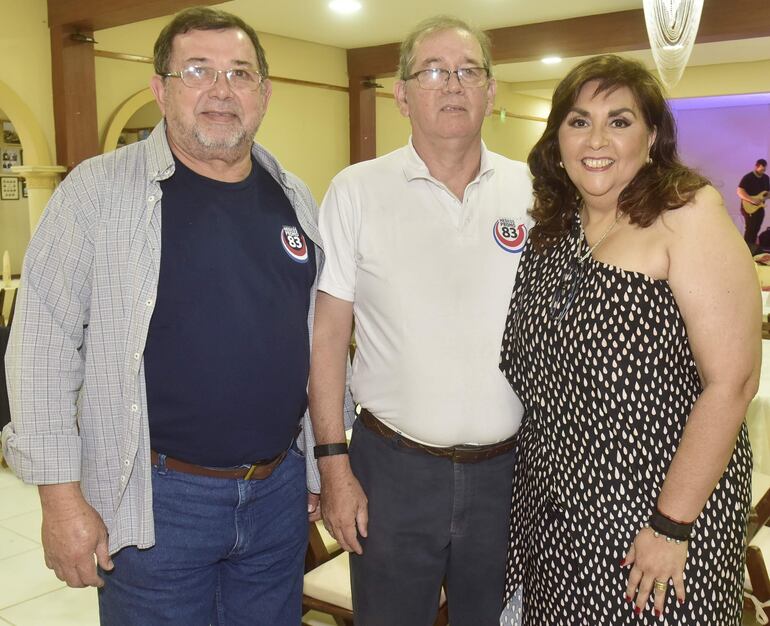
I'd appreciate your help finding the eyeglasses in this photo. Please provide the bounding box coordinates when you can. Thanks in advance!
[404,67,490,90]
[161,66,263,91]
[548,257,585,323]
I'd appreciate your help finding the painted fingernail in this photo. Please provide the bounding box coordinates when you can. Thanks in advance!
[655,609,661,618]
[625,595,633,603]
[620,558,627,566]
[678,597,685,605]
[634,606,641,615]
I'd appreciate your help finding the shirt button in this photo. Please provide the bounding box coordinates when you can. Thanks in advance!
[120,475,126,483]
[133,352,140,360]
[145,299,153,306]
[148,195,155,202]
[131,404,138,412]
[123,459,130,467]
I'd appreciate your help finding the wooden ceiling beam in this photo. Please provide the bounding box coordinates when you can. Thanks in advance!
[48,0,221,31]
[347,0,770,78]
[46,0,220,170]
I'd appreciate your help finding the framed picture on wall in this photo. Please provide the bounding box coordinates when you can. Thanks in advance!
[2,121,20,145]
[1,146,22,172]
[0,176,19,200]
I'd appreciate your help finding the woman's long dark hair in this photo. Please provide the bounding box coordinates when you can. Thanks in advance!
[528,55,708,251]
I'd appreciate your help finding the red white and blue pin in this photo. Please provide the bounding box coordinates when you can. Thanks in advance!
[281,225,309,263]
[493,218,527,253]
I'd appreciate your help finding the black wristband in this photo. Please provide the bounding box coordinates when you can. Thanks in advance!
[648,507,694,542]
[313,443,349,459]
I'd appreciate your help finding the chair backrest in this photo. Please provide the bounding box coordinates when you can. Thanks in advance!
[305,521,341,572]
[746,472,770,602]
[5,289,16,327]
[0,325,10,430]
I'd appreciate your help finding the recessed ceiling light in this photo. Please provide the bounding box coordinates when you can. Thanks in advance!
[541,56,562,65]
[329,0,362,14]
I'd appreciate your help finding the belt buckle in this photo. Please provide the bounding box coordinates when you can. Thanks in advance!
[243,464,259,480]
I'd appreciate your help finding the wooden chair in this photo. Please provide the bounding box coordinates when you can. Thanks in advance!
[0,287,16,328]
[305,520,342,571]
[5,288,16,327]
[302,522,449,626]
[744,471,770,620]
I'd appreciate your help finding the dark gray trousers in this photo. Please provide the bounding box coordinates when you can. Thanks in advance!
[348,417,516,626]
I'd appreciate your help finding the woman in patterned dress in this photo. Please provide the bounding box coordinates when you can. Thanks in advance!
[499,55,760,625]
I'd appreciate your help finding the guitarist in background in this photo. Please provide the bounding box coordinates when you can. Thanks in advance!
[738,158,769,254]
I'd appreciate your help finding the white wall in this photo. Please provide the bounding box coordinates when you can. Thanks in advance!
[673,104,770,231]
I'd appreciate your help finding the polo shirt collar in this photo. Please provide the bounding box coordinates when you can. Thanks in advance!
[402,136,494,183]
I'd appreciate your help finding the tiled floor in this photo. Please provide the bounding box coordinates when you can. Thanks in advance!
[0,463,764,626]
[0,465,334,626]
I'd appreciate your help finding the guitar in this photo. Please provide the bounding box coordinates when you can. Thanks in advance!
[743,191,768,215]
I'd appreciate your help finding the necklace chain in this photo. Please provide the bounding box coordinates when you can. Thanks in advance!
[577,214,621,263]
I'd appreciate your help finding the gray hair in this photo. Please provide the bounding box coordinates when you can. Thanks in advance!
[397,15,492,81]
[154,6,269,78]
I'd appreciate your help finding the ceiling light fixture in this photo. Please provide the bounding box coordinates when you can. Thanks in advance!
[329,0,362,14]
[541,56,562,65]
[643,0,703,88]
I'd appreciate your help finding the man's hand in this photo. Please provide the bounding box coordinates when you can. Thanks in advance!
[39,483,113,588]
[319,456,368,554]
[308,492,322,522]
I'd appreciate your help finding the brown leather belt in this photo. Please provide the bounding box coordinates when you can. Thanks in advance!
[357,408,517,463]
[150,449,288,481]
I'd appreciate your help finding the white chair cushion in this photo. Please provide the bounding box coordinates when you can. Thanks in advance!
[304,552,353,610]
[303,551,447,612]
[316,522,341,554]
[753,472,770,508]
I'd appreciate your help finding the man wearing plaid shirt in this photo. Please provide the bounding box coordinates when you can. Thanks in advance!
[0,7,350,625]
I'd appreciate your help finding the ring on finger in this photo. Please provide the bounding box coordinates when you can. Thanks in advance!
[653,579,668,592]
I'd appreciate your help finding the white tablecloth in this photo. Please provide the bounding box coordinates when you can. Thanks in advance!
[747,339,770,473]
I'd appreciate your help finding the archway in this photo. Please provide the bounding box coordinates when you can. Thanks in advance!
[0,80,60,275]
[102,88,158,153]
[0,79,52,167]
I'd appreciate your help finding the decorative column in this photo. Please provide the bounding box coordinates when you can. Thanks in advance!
[10,166,67,232]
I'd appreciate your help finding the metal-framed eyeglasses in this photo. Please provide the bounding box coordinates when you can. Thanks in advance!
[161,66,264,91]
[404,67,490,90]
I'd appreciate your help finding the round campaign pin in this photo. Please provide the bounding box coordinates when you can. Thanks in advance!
[281,225,309,263]
[493,218,527,253]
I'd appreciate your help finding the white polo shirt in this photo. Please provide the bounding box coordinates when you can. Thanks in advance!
[318,139,532,446]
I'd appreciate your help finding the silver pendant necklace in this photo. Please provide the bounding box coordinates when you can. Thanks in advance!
[577,213,621,263]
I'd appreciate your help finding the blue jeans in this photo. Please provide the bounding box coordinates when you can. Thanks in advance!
[97,446,308,626]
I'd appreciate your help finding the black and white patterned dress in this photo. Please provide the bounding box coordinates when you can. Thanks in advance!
[498,220,752,625]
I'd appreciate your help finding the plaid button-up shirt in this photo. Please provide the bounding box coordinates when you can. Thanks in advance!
[2,122,353,553]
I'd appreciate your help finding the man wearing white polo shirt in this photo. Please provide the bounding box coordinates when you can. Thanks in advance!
[309,15,532,626]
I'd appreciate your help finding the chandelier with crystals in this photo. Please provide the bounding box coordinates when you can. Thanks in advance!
[643,0,704,89]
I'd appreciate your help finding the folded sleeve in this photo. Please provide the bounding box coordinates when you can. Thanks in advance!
[317,178,361,303]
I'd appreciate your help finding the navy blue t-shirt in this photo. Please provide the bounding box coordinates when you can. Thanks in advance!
[144,156,316,466]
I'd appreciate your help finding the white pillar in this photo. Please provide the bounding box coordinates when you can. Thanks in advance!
[10,165,67,233]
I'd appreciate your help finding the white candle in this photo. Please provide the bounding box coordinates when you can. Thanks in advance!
[2,250,10,286]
